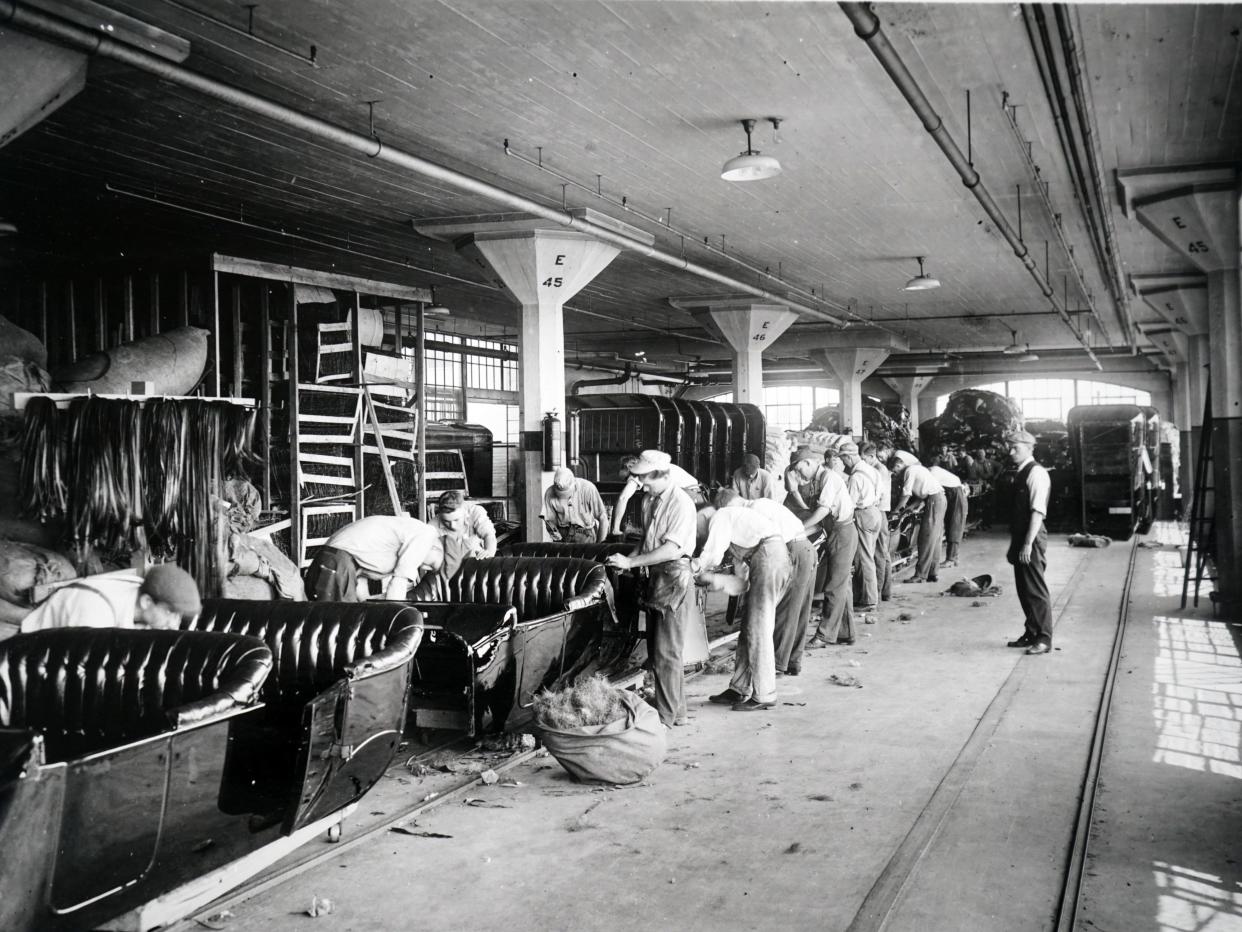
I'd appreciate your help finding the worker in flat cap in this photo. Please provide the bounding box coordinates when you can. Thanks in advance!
[433,490,498,578]
[19,563,203,632]
[1002,429,1054,655]
[838,440,882,614]
[605,450,698,727]
[541,466,608,544]
[612,454,703,536]
[789,446,859,649]
[730,452,780,502]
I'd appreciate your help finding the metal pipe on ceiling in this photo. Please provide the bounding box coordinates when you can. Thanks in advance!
[838,2,1103,371]
[1054,4,1136,350]
[1,0,845,327]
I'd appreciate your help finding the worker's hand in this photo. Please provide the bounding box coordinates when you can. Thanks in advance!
[605,554,633,571]
[479,548,496,559]
[1017,543,1033,564]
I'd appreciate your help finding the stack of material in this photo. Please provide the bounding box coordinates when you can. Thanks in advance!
[808,400,915,451]
[784,428,851,455]
[1026,419,1071,471]
[920,389,1023,461]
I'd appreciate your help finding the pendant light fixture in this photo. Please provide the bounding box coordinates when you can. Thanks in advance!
[902,256,940,291]
[1001,322,1039,361]
[424,286,450,317]
[721,118,782,182]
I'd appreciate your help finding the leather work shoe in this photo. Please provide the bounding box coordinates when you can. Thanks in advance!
[1025,642,1052,655]
[732,698,777,712]
[837,637,856,646]
[1007,635,1034,648]
[786,664,801,676]
[903,576,926,584]
[805,636,832,650]
[709,688,745,705]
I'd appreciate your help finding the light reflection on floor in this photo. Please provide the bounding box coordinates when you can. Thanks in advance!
[1147,527,1242,930]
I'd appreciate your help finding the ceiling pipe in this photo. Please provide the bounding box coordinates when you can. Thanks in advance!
[838,2,1102,371]
[1053,4,1136,350]
[0,0,844,327]
[569,361,634,395]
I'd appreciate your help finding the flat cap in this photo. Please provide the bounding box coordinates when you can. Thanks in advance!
[1004,430,1037,445]
[837,440,859,456]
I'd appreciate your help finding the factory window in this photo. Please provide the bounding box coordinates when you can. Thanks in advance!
[420,330,519,421]
[1079,380,1151,408]
[705,385,840,433]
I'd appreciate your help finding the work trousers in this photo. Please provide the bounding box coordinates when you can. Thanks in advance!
[728,537,791,704]
[852,505,882,609]
[774,537,817,673]
[644,560,694,725]
[914,492,947,580]
[944,487,969,561]
[305,546,360,602]
[813,517,857,644]
[1008,529,1052,646]
[876,513,893,601]
[555,524,599,545]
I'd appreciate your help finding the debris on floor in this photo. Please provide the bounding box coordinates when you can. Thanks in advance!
[390,823,452,838]
[1068,533,1111,548]
[898,611,916,621]
[828,673,863,688]
[943,575,1002,597]
[702,652,736,674]
[195,909,235,930]
[306,896,334,918]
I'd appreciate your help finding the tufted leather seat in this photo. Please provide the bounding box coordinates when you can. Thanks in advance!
[410,557,609,622]
[0,628,272,763]
[191,599,424,709]
[498,542,632,562]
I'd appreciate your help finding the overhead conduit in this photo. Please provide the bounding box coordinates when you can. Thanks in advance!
[1,0,846,326]
[839,2,1103,370]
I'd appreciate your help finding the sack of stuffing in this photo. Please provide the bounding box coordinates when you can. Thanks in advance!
[535,675,666,784]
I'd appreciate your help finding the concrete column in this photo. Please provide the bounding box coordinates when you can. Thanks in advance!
[882,376,932,447]
[804,331,906,437]
[413,210,653,539]
[670,297,797,404]
[1119,164,1239,608]
[1208,264,1242,608]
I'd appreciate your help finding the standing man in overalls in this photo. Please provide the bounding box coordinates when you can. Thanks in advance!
[606,450,698,727]
[1003,430,1054,655]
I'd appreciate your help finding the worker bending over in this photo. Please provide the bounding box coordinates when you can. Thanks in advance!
[20,563,202,632]
[542,466,608,543]
[696,499,791,712]
[892,454,946,584]
[306,514,443,601]
[432,490,497,578]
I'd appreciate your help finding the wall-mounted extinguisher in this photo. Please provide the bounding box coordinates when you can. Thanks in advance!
[542,410,562,471]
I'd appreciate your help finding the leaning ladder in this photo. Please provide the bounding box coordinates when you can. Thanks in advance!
[1180,379,1216,610]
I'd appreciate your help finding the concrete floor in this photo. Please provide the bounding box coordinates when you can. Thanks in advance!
[184,526,1242,932]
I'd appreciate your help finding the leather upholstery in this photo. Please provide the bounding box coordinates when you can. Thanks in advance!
[409,557,609,623]
[191,600,424,707]
[0,628,272,762]
[498,542,632,562]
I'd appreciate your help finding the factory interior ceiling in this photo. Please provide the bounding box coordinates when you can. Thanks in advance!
[1,0,1239,383]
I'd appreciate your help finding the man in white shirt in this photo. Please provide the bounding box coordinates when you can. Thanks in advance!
[542,467,608,544]
[892,455,947,583]
[716,490,816,677]
[791,447,858,649]
[862,442,894,602]
[20,564,203,633]
[928,456,969,567]
[1003,431,1054,655]
[306,515,444,601]
[730,453,780,501]
[695,500,791,711]
[611,455,702,536]
[839,441,882,612]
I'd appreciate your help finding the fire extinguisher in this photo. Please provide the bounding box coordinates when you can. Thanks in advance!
[542,410,562,471]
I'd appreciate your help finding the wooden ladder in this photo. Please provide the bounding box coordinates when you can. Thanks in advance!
[1180,378,1216,611]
